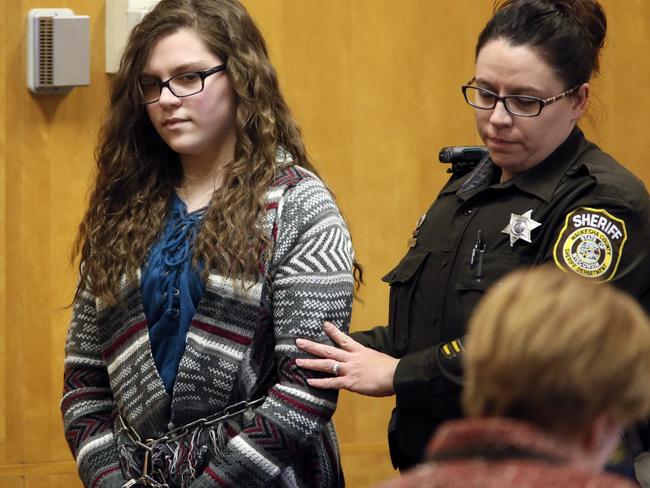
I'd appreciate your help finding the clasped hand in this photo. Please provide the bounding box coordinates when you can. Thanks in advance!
[295,322,399,397]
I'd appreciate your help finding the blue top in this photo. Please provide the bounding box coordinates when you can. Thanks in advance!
[141,194,206,395]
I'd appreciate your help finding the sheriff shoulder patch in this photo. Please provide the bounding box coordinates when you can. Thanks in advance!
[553,207,627,282]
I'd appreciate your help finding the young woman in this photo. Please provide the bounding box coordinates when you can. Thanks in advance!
[61,1,356,486]
[297,0,650,473]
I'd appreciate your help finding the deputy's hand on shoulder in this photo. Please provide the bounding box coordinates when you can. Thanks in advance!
[296,322,399,397]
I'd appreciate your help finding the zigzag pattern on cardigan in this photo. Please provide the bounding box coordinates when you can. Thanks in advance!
[62,165,354,488]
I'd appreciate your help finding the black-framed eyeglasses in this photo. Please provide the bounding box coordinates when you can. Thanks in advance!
[461,77,581,117]
[138,64,227,104]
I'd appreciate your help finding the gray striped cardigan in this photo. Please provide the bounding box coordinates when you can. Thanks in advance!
[61,165,354,487]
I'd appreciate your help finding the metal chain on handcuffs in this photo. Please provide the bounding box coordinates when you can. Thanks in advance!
[118,397,266,488]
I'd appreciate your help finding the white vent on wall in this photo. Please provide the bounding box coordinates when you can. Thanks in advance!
[38,17,54,86]
[106,0,161,74]
[27,9,90,94]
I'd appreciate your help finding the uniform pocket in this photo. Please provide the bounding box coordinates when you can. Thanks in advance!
[382,246,430,283]
[455,252,533,293]
[382,246,431,352]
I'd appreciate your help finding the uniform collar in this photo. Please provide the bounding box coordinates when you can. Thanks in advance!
[439,156,497,198]
[511,126,586,203]
[442,127,588,203]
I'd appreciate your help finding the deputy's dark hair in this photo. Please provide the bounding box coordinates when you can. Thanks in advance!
[476,0,607,88]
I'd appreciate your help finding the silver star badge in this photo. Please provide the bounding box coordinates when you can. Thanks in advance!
[501,210,541,246]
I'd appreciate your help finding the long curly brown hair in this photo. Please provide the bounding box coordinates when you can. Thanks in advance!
[74,0,360,304]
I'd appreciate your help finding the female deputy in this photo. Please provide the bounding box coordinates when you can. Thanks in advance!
[297,0,650,472]
[61,0,355,487]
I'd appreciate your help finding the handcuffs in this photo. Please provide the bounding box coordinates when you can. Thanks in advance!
[118,397,265,487]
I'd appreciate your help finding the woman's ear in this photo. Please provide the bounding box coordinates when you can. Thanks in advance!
[571,83,590,120]
[581,411,622,471]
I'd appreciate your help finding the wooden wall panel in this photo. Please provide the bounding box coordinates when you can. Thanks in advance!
[24,474,82,488]
[584,0,650,180]
[1,1,648,487]
[0,479,23,488]
[1,0,107,474]
[0,0,8,473]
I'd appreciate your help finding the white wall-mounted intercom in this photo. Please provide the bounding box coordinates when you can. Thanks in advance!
[27,9,90,94]
[106,0,161,74]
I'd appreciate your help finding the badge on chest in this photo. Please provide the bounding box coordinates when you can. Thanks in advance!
[501,209,541,246]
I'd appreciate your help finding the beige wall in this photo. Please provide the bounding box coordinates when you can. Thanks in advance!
[1,1,648,486]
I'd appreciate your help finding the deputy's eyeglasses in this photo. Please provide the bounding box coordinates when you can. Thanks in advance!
[461,78,581,117]
[138,64,227,104]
